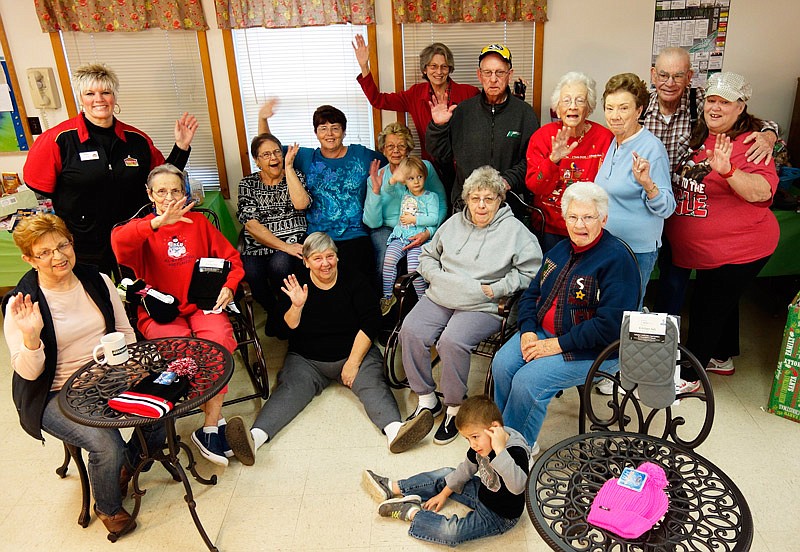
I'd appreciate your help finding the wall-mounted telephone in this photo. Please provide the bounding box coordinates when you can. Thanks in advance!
[26,67,61,109]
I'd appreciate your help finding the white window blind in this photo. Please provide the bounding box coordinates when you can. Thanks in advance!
[401,22,535,139]
[60,30,219,189]
[233,25,374,173]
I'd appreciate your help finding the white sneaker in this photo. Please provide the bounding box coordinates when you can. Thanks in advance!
[675,378,701,395]
[595,379,615,396]
[706,357,735,375]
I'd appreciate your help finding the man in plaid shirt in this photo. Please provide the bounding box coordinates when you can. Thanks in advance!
[642,47,778,172]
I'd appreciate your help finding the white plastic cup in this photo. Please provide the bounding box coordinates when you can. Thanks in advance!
[92,332,129,366]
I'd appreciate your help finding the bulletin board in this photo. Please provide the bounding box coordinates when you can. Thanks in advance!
[652,0,731,88]
[0,13,31,153]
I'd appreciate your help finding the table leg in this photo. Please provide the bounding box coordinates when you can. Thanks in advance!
[165,421,220,551]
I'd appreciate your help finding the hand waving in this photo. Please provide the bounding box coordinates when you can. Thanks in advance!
[352,34,370,72]
[550,125,579,164]
[706,133,734,175]
[285,143,299,169]
[281,274,308,308]
[369,159,383,195]
[151,200,195,230]
[9,293,44,342]
[174,112,198,150]
[429,96,456,125]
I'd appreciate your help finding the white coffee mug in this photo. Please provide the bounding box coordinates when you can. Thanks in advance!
[92,332,129,366]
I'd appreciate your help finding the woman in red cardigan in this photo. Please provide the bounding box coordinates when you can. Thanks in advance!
[352,35,479,201]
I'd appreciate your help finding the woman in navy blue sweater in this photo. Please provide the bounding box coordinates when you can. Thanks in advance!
[491,182,639,452]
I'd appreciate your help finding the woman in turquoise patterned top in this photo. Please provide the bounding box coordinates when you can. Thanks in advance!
[259,101,386,281]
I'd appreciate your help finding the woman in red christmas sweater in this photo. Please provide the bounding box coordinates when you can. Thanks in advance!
[525,72,613,252]
[112,164,244,468]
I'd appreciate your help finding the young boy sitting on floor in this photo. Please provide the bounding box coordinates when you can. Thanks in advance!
[362,395,530,546]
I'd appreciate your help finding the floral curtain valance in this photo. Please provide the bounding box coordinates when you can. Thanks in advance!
[393,0,546,24]
[214,0,375,29]
[34,0,209,33]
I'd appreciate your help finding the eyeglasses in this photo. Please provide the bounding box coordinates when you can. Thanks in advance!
[258,149,282,160]
[32,240,73,261]
[656,71,687,83]
[426,64,450,73]
[468,195,499,205]
[384,144,409,152]
[560,96,588,107]
[565,214,600,225]
[151,188,186,199]
[317,124,343,134]
[479,69,509,80]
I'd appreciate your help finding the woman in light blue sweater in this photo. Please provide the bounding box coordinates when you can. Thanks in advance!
[594,73,675,305]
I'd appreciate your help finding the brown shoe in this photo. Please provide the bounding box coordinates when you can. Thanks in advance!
[94,505,137,536]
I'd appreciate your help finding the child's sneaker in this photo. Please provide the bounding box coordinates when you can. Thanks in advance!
[595,379,615,396]
[362,470,393,502]
[380,296,397,316]
[706,357,735,375]
[378,495,422,521]
[191,428,228,467]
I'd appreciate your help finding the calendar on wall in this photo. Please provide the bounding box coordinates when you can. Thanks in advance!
[652,0,731,87]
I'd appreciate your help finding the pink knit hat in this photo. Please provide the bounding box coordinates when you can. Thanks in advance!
[587,462,669,539]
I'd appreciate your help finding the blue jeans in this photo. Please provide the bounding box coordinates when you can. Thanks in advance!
[399,467,519,546]
[41,393,165,515]
[369,226,392,285]
[492,330,618,445]
[242,252,302,333]
[634,249,659,309]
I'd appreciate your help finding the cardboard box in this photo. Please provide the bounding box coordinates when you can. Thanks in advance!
[0,186,38,218]
[768,290,800,424]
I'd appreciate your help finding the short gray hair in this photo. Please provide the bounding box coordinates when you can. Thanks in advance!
[146,163,185,190]
[461,166,507,202]
[561,181,609,219]
[72,63,119,97]
[303,232,337,258]
[550,71,598,114]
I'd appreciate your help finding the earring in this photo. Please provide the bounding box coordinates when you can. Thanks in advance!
[114,104,121,115]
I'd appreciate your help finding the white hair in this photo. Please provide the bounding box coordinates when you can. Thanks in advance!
[561,181,609,219]
[550,71,598,114]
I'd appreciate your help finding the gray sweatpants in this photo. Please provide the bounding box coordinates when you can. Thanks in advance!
[252,345,400,438]
[399,297,501,406]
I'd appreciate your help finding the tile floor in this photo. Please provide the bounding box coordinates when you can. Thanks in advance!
[1,278,798,551]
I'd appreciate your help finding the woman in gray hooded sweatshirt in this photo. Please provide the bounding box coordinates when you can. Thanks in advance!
[399,166,543,445]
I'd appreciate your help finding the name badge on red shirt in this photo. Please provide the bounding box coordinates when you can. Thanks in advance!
[124,156,139,167]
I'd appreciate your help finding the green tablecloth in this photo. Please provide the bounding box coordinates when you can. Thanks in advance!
[0,192,240,288]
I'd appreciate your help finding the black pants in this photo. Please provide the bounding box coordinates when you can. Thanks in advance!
[681,256,769,381]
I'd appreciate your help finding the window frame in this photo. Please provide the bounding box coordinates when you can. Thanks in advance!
[49,30,230,197]
[223,25,382,180]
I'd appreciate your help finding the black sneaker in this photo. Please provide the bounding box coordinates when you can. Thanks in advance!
[218,424,235,458]
[191,428,228,467]
[406,396,443,421]
[433,414,458,445]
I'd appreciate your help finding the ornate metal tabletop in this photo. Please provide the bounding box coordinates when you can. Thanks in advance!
[59,337,233,427]
[527,432,753,552]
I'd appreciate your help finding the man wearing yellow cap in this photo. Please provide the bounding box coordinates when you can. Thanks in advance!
[426,44,539,216]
